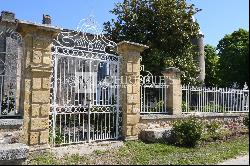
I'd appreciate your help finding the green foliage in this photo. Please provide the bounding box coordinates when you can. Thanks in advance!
[202,103,223,113]
[94,150,106,155]
[203,29,249,87]
[149,100,164,112]
[201,128,230,142]
[206,121,220,135]
[64,154,89,165]
[1,95,16,115]
[104,0,202,85]
[29,152,59,165]
[182,101,188,112]
[204,45,220,87]
[217,29,249,88]
[243,114,249,129]
[49,127,64,145]
[203,120,221,141]
[182,101,223,113]
[170,117,203,147]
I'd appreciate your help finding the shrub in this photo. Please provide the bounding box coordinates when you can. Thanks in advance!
[170,117,203,147]
[206,121,221,135]
[49,127,64,145]
[182,101,189,112]
[201,120,221,141]
[243,114,249,129]
[149,100,164,112]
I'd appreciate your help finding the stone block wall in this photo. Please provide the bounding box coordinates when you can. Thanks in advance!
[138,113,248,133]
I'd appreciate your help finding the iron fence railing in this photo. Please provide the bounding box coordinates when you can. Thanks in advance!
[140,84,168,114]
[182,85,249,113]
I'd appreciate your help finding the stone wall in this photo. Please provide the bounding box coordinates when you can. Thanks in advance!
[138,113,248,132]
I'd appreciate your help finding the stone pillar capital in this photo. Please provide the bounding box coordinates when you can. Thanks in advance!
[161,67,182,79]
[117,41,148,55]
[17,21,60,38]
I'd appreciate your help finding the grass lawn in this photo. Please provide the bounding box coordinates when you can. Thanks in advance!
[28,135,249,165]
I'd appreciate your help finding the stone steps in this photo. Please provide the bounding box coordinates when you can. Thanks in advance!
[139,127,172,143]
[0,131,21,144]
[0,119,29,165]
[0,143,29,165]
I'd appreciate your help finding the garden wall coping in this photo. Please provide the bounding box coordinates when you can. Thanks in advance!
[0,119,23,129]
[140,113,248,120]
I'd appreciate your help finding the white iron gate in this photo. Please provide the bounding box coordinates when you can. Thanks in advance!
[50,17,122,146]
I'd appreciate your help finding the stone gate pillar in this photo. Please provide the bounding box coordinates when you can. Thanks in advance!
[117,41,148,140]
[162,67,182,115]
[18,22,60,150]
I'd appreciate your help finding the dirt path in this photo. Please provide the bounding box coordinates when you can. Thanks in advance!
[218,155,249,165]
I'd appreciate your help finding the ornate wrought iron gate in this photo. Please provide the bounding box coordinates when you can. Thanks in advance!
[50,18,122,146]
[0,28,22,117]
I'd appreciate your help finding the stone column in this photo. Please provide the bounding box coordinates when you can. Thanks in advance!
[192,34,205,84]
[117,41,148,140]
[18,23,59,150]
[191,16,205,84]
[161,67,182,115]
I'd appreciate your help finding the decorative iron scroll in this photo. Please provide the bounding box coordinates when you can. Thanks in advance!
[140,56,165,87]
[54,16,117,54]
[0,28,22,44]
[53,46,120,62]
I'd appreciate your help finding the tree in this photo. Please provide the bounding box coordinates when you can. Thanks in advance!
[104,0,202,85]
[217,29,249,88]
[204,44,220,87]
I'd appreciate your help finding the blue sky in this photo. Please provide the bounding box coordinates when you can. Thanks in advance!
[0,0,249,46]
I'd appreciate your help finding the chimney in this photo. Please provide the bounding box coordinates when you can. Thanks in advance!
[42,14,51,25]
[0,11,16,22]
